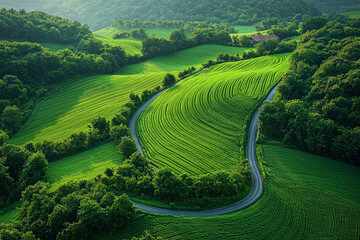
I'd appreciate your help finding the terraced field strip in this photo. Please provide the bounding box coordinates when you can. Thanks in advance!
[96,142,360,240]
[10,44,247,145]
[94,27,143,55]
[136,54,290,175]
[118,44,249,75]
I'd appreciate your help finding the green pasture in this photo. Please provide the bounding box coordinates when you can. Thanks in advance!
[94,27,143,55]
[136,54,290,175]
[10,44,247,145]
[118,44,248,75]
[47,142,122,189]
[233,24,257,34]
[341,11,360,19]
[96,141,360,240]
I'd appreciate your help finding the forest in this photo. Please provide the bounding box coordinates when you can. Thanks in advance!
[259,16,360,164]
[0,0,320,30]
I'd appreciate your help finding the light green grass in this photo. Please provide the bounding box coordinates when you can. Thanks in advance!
[0,208,19,223]
[95,142,360,240]
[93,27,173,55]
[0,38,73,52]
[94,27,143,55]
[341,11,360,19]
[47,142,122,189]
[10,44,248,145]
[136,54,290,175]
[118,44,249,75]
[233,24,258,34]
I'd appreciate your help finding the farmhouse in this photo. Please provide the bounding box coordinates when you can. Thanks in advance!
[249,34,281,44]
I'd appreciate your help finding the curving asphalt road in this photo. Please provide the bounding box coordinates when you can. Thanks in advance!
[129,70,277,217]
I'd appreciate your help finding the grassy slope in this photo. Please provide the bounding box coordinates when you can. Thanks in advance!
[93,27,172,55]
[233,24,257,34]
[9,44,248,145]
[136,54,289,175]
[341,11,360,19]
[93,27,143,55]
[96,142,360,240]
[47,142,123,189]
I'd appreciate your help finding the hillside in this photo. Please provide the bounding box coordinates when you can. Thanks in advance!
[0,0,320,30]
[9,44,247,145]
[137,54,289,175]
[307,0,360,13]
[95,141,360,239]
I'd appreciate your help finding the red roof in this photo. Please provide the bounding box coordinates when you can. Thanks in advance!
[249,34,280,43]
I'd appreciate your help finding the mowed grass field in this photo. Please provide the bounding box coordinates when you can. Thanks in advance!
[10,44,248,145]
[94,27,143,55]
[96,142,360,240]
[136,54,290,175]
[47,142,122,189]
[341,11,360,19]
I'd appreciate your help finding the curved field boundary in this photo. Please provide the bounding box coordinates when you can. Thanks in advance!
[129,62,278,217]
[135,55,288,175]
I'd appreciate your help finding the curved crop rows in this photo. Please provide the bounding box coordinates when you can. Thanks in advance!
[10,45,246,145]
[136,54,289,175]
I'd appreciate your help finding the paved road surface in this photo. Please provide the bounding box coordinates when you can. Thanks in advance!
[129,70,277,217]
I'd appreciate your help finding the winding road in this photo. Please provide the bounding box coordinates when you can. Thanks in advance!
[129,70,277,217]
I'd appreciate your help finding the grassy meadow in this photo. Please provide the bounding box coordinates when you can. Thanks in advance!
[93,27,173,55]
[94,27,143,55]
[10,44,248,145]
[136,54,290,175]
[47,142,123,189]
[341,11,360,19]
[95,141,360,240]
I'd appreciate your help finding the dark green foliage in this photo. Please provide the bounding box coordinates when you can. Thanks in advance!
[307,0,360,13]
[1,0,320,30]
[258,17,360,164]
[130,230,163,240]
[18,153,48,191]
[270,23,299,39]
[0,9,92,44]
[113,19,238,33]
[300,16,328,34]
[110,124,131,145]
[162,74,176,88]
[117,136,137,159]
[15,181,135,240]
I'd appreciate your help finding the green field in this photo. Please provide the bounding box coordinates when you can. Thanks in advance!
[93,27,173,55]
[95,141,360,240]
[341,11,360,19]
[95,27,172,38]
[136,54,290,175]
[94,27,143,55]
[10,44,248,145]
[233,24,257,34]
[47,142,122,189]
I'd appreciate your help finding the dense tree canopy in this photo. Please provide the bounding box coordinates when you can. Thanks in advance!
[0,0,320,30]
[258,17,360,164]
[0,8,92,44]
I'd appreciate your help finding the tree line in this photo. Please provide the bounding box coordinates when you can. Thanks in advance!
[112,19,237,34]
[0,0,321,30]
[258,16,360,165]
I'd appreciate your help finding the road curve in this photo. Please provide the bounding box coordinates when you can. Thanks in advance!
[129,70,277,217]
